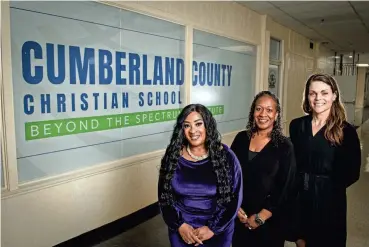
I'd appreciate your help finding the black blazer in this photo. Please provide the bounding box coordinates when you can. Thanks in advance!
[230,131,296,220]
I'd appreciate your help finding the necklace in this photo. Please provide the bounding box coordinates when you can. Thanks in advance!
[186,145,209,161]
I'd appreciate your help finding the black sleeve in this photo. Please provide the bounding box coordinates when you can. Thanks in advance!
[336,125,361,188]
[230,131,244,155]
[263,141,297,215]
[289,119,297,144]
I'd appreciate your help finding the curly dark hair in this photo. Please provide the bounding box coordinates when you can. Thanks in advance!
[246,91,284,146]
[158,104,232,207]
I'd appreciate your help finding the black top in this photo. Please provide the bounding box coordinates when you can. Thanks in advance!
[248,150,258,161]
[289,115,361,245]
[230,131,296,219]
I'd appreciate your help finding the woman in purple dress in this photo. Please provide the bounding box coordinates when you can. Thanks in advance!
[158,104,243,247]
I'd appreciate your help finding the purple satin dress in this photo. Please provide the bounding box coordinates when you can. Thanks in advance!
[160,144,243,247]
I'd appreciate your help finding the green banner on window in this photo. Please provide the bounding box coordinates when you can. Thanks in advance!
[25,105,224,140]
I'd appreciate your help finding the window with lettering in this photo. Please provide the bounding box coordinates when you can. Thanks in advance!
[191,30,257,134]
[10,1,185,182]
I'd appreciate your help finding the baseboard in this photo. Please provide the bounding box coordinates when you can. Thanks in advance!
[54,202,160,247]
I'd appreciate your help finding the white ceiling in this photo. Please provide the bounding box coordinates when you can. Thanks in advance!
[237,1,369,55]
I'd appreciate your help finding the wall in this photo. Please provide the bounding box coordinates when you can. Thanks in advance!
[354,67,367,125]
[365,69,369,107]
[1,3,339,247]
[1,2,263,247]
[266,17,334,134]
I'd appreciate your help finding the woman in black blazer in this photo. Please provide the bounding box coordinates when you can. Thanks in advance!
[231,91,296,247]
[289,74,361,247]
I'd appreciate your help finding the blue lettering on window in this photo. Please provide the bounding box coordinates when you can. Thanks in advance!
[156,92,161,105]
[214,64,221,86]
[122,92,129,108]
[129,53,140,85]
[176,59,184,86]
[164,91,169,105]
[111,93,118,109]
[103,93,108,109]
[227,65,232,86]
[93,93,99,110]
[69,46,95,84]
[207,63,214,86]
[99,49,113,85]
[192,61,198,86]
[80,93,88,111]
[46,43,65,84]
[57,94,66,112]
[41,94,51,114]
[221,65,226,86]
[171,91,176,104]
[154,56,163,85]
[23,94,34,115]
[71,93,76,112]
[165,57,174,85]
[116,52,126,85]
[199,62,206,86]
[143,55,152,85]
[138,92,144,107]
[22,41,43,84]
[148,92,153,106]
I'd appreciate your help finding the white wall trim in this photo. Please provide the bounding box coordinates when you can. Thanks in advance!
[256,15,267,93]
[1,1,19,191]
[264,29,270,91]
[184,25,193,105]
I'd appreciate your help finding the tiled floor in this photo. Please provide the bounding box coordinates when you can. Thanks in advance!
[94,122,369,247]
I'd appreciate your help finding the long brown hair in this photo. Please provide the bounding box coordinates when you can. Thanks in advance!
[302,73,346,145]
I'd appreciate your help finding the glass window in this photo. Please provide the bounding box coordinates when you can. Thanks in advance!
[269,38,281,97]
[192,30,257,134]
[9,1,185,183]
[268,64,279,97]
[269,38,281,61]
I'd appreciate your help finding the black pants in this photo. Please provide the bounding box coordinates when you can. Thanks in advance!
[232,221,285,247]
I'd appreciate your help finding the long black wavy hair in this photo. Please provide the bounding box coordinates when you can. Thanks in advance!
[246,91,284,146]
[158,104,232,207]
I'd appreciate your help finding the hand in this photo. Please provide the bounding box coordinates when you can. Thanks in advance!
[237,208,248,223]
[296,239,306,247]
[178,223,203,245]
[245,214,259,230]
[193,226,214,245]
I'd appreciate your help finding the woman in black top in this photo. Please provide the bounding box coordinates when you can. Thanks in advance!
[231,91,296,247]
[289,73,361,247]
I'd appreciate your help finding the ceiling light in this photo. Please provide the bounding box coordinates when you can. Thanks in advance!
[349,55,353,58]
[356,63,369,67]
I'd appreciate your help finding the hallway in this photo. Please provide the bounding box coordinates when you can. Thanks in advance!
[346,122,369,247]
[90,122,369,247]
